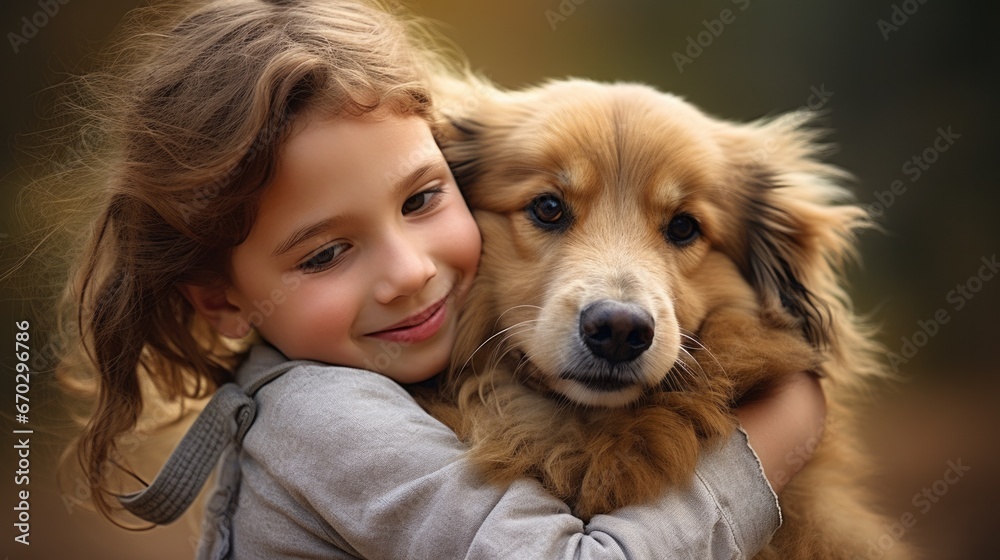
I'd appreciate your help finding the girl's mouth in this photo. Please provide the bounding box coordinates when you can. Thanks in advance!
[368,294,449,344]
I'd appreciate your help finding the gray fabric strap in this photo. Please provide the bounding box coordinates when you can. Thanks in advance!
[118,359,312,524]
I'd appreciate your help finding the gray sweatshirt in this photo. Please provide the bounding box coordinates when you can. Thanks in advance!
[185,345,781,559]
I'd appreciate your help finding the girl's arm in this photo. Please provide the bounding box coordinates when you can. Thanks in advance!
[216,348,823,559]
[736,371,827,494]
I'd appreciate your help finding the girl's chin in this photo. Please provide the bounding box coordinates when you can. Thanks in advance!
[359,341,451,384]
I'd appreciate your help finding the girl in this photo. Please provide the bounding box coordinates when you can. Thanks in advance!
[56,0,825,557]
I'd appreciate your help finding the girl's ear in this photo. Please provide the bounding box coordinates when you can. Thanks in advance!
[177,283,251,339]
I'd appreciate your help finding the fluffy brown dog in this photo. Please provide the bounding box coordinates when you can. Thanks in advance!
[420,79,908,559]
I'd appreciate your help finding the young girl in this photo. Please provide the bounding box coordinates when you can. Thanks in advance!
[57,0,826,557]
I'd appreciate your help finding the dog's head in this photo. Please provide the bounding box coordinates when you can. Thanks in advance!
[441,79,867,407]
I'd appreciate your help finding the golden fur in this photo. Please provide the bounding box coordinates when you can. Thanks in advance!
[418,79,910,559]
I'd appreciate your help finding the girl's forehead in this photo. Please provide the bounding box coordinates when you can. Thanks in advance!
[249,112,447,243]
[279,111,440,174]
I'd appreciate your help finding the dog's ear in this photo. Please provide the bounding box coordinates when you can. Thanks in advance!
[437,115,490,193]
[429,75,508,193]
[715,112,871,348]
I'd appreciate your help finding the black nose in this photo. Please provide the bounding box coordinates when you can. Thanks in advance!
[579,300,654,364]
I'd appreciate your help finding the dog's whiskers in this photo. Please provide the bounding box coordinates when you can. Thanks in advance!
[495,304,542,326]
[467,321,537,415]
[461,319,537,375]
[480,321,538,403]
[680,329,727,378]
[486,320,537,367]
[676,345,707,380]
[679,331,705,351]
[674,357,698,383]
[664,338,717,392]
[511,351,533,379]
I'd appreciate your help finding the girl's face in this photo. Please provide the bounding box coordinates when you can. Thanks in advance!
[224,111,481,383]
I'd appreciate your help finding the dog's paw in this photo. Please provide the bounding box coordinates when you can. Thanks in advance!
[569,396,735,519]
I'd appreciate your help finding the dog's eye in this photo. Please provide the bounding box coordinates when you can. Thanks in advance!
[527,194,571,230]
[664,213,700,245]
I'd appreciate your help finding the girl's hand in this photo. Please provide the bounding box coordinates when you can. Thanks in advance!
[734,372,827,494]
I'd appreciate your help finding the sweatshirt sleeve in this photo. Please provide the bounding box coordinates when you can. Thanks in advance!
[240,364,781,560]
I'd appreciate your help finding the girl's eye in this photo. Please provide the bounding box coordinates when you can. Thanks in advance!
[298,243,350,273]
[402,187,443,215]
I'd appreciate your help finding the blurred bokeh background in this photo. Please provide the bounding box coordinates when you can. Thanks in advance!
[1,0,997,558]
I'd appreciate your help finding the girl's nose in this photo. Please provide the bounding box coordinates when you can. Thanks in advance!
[372,231,437,304]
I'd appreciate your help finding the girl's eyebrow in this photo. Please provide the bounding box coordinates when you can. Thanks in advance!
[272,159,446,258]
[273,216,344,258]
[389,159,444,198]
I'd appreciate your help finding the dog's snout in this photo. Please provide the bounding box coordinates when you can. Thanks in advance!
[579,300,654,364]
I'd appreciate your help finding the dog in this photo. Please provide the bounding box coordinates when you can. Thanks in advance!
[418,78,908,559]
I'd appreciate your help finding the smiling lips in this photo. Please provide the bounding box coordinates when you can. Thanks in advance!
[368,295,449,344]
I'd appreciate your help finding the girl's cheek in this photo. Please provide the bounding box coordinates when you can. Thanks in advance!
[454,207,483,270]
[281,270,301,292]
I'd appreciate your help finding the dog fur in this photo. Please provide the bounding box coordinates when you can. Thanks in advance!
[419,79,909,559]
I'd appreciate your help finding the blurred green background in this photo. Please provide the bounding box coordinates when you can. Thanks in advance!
[1,0,997,558]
